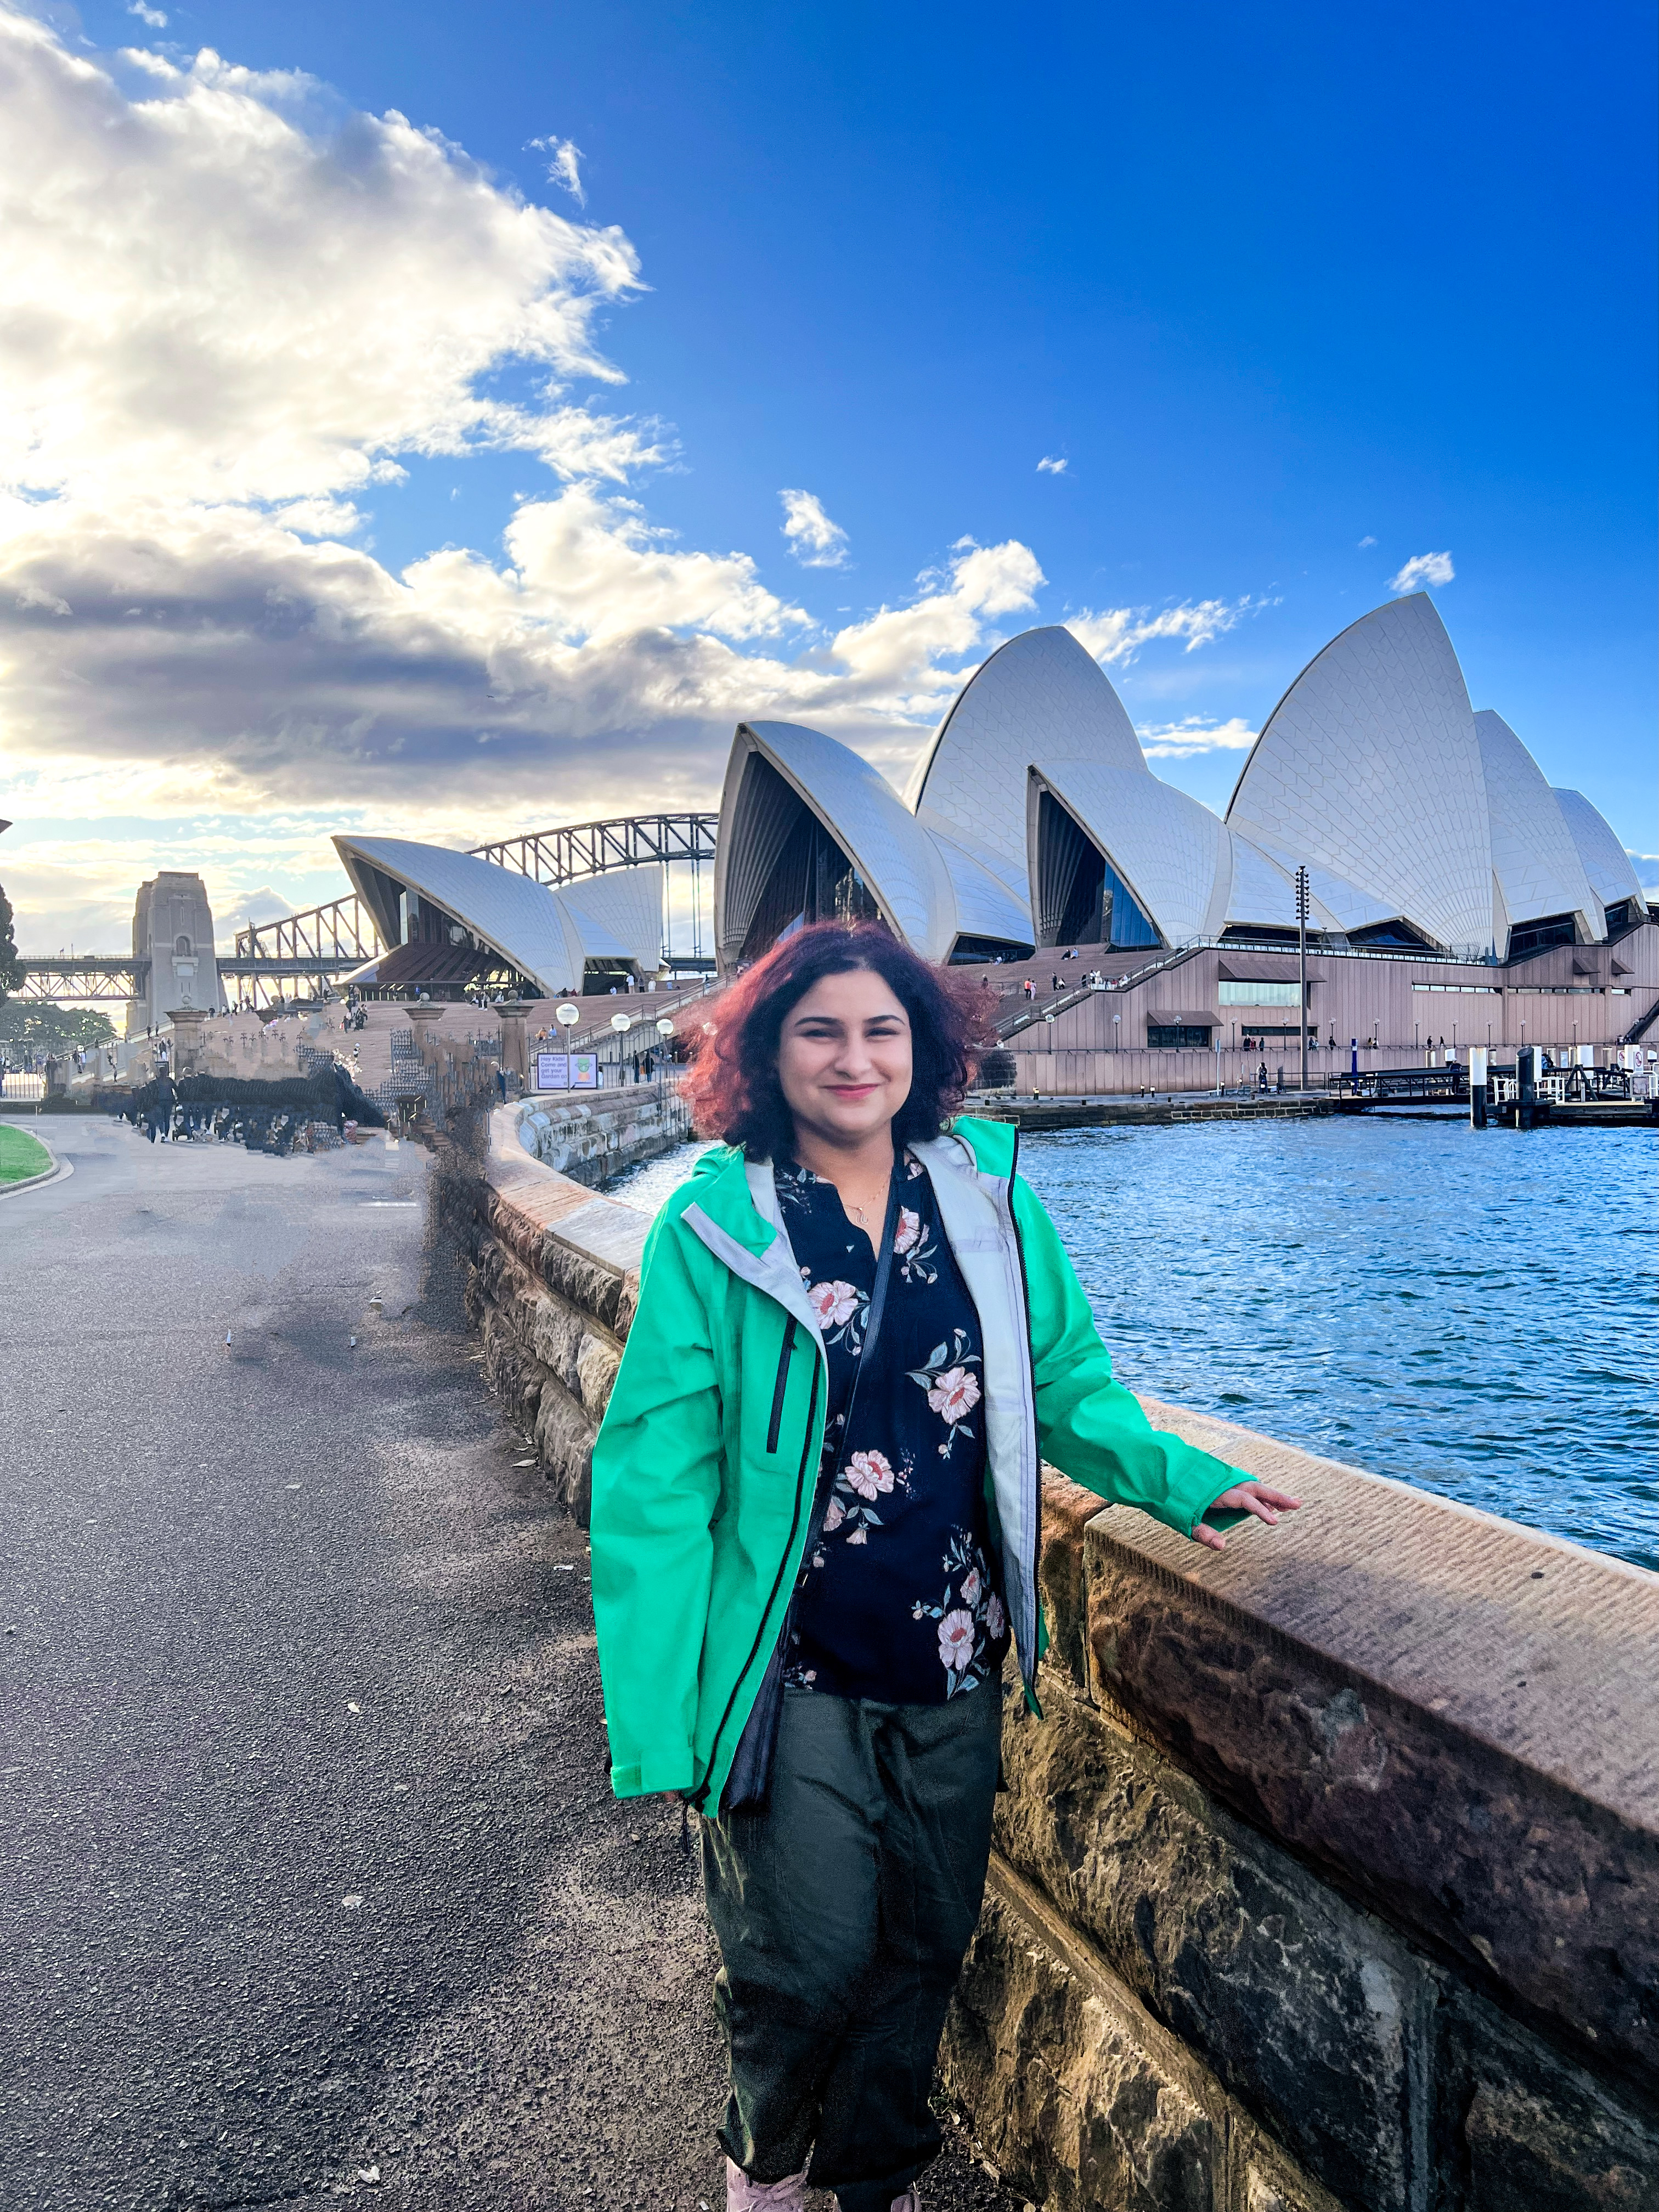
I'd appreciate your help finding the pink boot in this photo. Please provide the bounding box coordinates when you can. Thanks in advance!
[725,2155,809,2211]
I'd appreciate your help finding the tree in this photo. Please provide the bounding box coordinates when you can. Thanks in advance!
[0,1000,115,1053]
[0,884,22,1006]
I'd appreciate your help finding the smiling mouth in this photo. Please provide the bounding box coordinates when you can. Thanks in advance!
[827,1083,879,1099]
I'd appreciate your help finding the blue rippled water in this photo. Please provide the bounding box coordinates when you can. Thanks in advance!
[612,1118,1657,1568]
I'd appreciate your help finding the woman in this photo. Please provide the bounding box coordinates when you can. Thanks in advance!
[590,924,1297,2212]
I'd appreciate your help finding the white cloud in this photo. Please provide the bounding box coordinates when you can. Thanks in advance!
[0,9,1258,949]
[529,133,585,207]
[1389,550,1454,592]
[1629,851,1659,888]
[1036,456,1068,475]
[1357,534,1376,549]
[1136,716,1257,759]
[1066,595,1264,665]
[127,2,168,24]
[826,539,1042,696]
[780,488,849,569]
[0,12,642,505]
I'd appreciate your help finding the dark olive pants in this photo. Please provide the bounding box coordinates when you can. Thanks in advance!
[701,1685,1002,2211]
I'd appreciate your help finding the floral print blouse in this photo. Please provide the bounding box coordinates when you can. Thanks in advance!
[776,1149,1009,1704]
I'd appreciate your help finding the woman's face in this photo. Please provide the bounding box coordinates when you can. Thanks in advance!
[776,967,913,1148]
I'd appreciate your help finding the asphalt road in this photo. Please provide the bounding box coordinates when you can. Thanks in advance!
[0,1115,1019,2212]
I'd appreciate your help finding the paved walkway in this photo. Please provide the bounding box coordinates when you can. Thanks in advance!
[0,1115,1016,2212]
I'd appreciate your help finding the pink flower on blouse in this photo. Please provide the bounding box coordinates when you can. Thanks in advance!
[847,1526,868,1546]
[928,1367,981,1424]
[822,1496,846,1532]
[985,1594,1006,1639]
[960,1566,982,1608]
[938,1609,975,1671]
[894,1207,922,1255]
[810,1279,861,1328]
[844,1449,895,1500]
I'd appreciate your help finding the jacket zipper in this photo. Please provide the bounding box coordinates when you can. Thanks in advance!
[692,1358,821,1810]
[1006,1127,1042,1680]
[765,1317,797,1453]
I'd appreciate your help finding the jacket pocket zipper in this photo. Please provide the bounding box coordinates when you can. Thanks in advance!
[765,1317,797,1453]
[694,1360,820,1811]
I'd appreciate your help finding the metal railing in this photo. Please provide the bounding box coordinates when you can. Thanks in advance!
[18,957,148,1003]
[1328,1066,1469,1104]
[471,811,718,884]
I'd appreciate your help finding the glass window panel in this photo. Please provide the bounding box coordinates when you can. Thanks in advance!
[1217,980,1301,1006]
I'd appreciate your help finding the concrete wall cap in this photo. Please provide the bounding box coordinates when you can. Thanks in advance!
[1116,1395,1657,1833]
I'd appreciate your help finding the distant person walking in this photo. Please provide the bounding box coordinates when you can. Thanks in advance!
[589,922,1297,2212]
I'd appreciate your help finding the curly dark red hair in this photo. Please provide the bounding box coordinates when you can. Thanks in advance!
[682,923,995,1158]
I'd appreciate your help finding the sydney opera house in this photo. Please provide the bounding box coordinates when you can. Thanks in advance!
[315,593,1652,1079]
[714,594,1645,970]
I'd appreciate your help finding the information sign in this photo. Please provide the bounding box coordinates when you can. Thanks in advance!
[534,1052,568,1091]
[571,1053,598,1090]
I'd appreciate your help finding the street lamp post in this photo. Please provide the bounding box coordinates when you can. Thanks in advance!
[1295,865,1310,1094]
[554,999,581,1091]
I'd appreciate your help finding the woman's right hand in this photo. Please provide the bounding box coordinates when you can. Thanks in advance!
[1193,1482,1301,1552]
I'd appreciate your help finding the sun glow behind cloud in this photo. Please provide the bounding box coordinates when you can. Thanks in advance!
[0,4,1259,947]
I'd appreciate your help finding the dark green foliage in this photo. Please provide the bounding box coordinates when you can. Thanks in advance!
[0,998,117,1051]
[0,885,23,1006]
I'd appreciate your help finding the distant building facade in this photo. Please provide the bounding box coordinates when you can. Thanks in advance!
[128,872,223,1037]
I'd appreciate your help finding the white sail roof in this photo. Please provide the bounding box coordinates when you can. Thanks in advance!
[1474,710,1603,944]
[707,607,1642,973]
[1039,760,1229,945]
[910,625,1146,915]
[335,835,660,994]
[715,721,957,964]
[1227,595,1496,954]
[1551,786,1646,914]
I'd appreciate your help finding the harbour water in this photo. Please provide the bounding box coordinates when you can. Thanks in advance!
[610,1117,1657,1570]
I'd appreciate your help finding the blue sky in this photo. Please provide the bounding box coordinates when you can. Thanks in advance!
[1,0,1653,946]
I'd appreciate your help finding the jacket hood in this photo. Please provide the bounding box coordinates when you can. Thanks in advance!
[947,1113,1016,1178]
[675,1119,1016,1242]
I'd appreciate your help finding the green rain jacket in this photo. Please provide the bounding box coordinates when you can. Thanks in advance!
[589,1115,1246,1807]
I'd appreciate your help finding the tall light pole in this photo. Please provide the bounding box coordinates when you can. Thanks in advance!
[1295,865,1310,1094]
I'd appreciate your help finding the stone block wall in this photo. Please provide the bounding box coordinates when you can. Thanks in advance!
[512,1088,692,1188]
[435,1109,649,1519]
[440,1111,1659,2211]
[952,1460,1659,2212]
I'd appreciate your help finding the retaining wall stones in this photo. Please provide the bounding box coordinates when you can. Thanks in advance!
[512,1087,692,1187]
[436,1110,649,1520]
[441,1110,1659,2211]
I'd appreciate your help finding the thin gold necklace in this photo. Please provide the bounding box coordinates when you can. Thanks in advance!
[843,1167,892,1228]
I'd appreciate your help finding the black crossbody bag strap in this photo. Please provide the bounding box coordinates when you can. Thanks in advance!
[719,1159,905,1816]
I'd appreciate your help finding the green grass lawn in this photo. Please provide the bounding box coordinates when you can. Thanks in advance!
[0,1123,53,1183]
